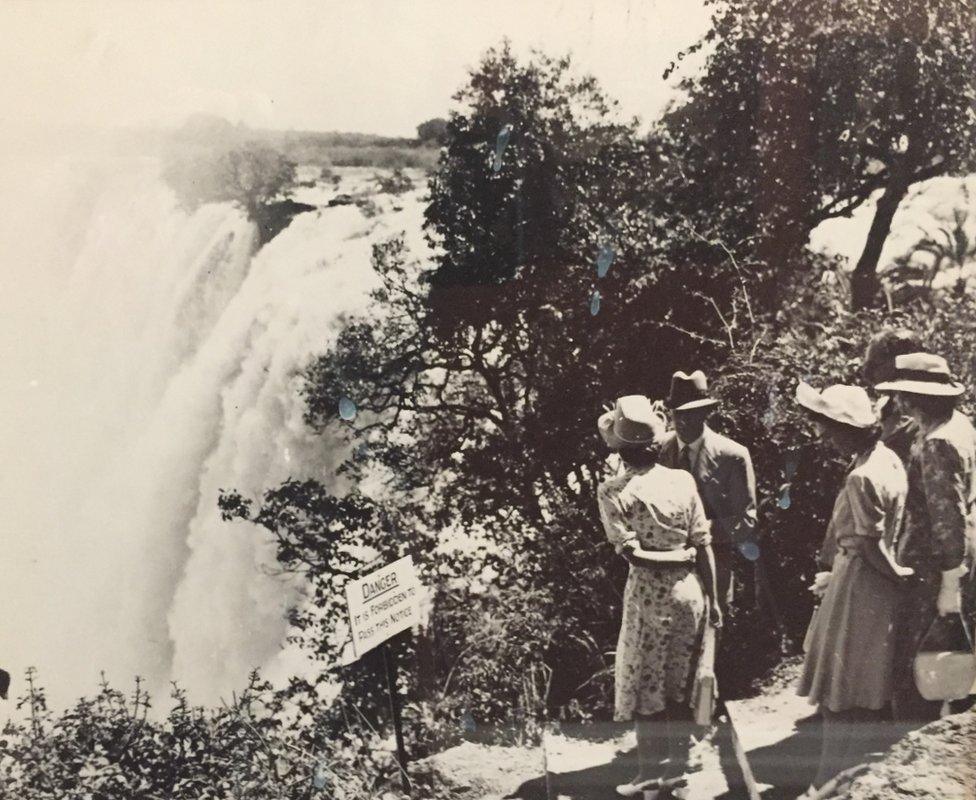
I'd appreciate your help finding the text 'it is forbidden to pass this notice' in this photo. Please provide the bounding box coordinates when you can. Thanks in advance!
[346,555,423,659]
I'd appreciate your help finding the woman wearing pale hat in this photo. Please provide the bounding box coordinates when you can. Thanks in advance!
[875,353,976,722]
[596,395,721,797]
[794,383,912,795]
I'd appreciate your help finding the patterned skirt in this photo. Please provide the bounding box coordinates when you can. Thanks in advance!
[614,564,706,721]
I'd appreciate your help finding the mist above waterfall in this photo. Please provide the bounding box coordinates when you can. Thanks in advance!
[0,147,430,709]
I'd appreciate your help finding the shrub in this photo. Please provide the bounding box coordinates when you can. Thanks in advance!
[374,169,415,196]
[0,669,399,800]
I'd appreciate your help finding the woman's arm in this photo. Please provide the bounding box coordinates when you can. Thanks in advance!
[624,544,697,567]
[597,481,638,555]
[846,472,913,582]
[697,544,722,627]
[687,478,722,626]
[858,537,914,582]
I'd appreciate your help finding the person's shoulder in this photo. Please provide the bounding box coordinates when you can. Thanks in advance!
[923,412,974,458]
[852,443,906,492]
[598,471,630,496]
[659,430,678,449]
[655,464,698,494]
[707,428,751,460]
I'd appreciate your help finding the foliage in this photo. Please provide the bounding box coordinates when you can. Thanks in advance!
[662,0,976,309]
[296,43,758,731]
[374,169,415,196]
[0,668,398,800]
[416,118,449,146]
[162,142,297,222]
[217,27,975,752]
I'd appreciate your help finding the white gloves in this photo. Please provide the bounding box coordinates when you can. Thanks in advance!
[809,571,831,598]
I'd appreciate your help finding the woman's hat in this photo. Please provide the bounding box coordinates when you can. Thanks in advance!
[665,370,719,412]
[795,382,878,428]
[598,395,664,449]
[874,353,965,397]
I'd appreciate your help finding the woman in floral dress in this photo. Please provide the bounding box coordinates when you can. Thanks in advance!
[597,395,721,797]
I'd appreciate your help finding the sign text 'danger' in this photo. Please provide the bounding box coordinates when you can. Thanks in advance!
[345,555,423,659]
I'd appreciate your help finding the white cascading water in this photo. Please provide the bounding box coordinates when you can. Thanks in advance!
[0,148,428,710]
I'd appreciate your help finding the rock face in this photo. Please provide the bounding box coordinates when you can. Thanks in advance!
[828,711,976,800]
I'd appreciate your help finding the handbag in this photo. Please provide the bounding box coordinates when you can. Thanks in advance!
[691,623,717,726]
[912,613,976,702]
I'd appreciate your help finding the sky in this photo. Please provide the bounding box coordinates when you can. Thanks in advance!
[0,0,713,137]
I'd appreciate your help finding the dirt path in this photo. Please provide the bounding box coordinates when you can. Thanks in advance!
[423,659,830,799]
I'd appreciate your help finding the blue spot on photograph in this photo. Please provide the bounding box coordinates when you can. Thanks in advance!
[739,541,761,561]
[338,396,357,421]
[596,242,614,277]
[492,124,513,172]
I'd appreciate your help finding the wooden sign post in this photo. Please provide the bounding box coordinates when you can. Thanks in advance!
[345,556,423,794]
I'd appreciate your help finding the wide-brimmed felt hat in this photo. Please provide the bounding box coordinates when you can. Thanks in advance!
[665,370,719,412]
[874,352,965,397]
[795,382,877,429]
[598,395,664,449]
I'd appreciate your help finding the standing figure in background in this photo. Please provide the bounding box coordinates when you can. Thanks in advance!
[876,353,976,723]
[793,382,911,795]
[861,329,925,466]
[812,328,926,575]
[658,370,757,616]
[597,395,722,798]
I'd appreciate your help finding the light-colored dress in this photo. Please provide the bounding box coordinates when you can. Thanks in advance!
[597,464,711,721]
[799,441,907,713]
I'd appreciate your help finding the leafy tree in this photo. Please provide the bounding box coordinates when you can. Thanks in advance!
[162,142,297,222]
[663,0,976,309]
[297,44,764,724]
[416,118,449,145]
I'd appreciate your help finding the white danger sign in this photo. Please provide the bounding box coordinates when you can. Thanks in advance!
[346,555,422,658]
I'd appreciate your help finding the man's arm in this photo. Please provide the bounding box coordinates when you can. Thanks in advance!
[715,447,758,543]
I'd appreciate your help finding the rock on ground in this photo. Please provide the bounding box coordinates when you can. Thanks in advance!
[827,711,976,800]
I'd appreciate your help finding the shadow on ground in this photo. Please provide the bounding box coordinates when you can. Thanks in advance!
[507,746,639,800]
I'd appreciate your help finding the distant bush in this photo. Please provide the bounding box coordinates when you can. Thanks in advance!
[416,118,449,146]
[374,169,415,196]
[326,146,438,170]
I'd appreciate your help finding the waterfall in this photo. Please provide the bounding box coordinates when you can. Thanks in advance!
[0,151,427,708]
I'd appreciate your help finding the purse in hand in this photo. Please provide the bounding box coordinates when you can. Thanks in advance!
[913,613,976,702]
[691,623,718,726]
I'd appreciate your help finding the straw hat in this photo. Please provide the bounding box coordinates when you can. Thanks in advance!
[665,370,719,412]
[597,395,664,449]
[874,353,964,397]
[795,382,877,428]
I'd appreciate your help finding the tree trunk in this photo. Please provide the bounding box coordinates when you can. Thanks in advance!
[850,178,909,310]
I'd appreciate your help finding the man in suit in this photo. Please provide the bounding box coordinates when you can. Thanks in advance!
[659,370,758,614]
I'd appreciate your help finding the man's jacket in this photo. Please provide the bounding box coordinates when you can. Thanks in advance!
[659,426,757,546]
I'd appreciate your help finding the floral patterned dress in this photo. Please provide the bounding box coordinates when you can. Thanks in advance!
[597,464,711,721]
